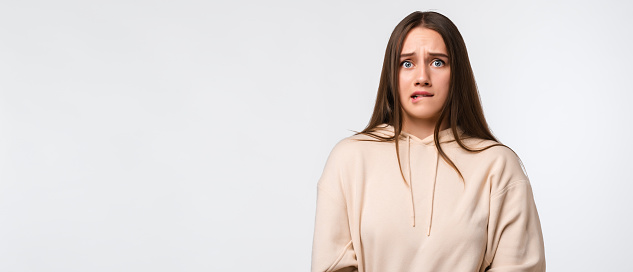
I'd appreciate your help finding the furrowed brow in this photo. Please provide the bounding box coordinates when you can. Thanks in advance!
[400,52,448,59]
[429,52,449,59]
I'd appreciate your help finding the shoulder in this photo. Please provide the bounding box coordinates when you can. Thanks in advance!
[460,137,520,163]
[459,138,529,194]
[329,133,391,157]
[480,141,521,164]
[318,135,381,191]
[485,145,529,197]
[322,133,393,174]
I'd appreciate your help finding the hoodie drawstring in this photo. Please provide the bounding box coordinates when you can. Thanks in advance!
[405,135,415,227]
[427,148,439,236]
[403,134,440,236]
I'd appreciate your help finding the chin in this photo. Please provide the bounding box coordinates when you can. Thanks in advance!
[402,109,442,122]
[411,112,438,120]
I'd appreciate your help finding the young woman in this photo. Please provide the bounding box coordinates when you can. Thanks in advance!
[311,11,545,272]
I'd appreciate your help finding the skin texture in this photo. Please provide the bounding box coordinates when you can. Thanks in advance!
[398,27,450,140]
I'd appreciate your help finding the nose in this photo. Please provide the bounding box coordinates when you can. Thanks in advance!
[414,66,431,87]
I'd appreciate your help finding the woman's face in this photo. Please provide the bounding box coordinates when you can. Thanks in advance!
[398,27,450,126]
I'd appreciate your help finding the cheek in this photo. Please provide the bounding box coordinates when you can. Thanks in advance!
[398,73,409,98]
[440,72,451,89]
[398,72,407,86]
[433,72,450,99]
[435,72,450,101]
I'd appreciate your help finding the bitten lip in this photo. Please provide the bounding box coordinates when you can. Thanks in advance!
[411,91,434,98]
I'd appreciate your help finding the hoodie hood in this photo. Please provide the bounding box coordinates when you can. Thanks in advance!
[371,124,464,235]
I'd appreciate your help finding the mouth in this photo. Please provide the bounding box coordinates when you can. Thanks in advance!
[411,94,433,98]
[411,92,434,101]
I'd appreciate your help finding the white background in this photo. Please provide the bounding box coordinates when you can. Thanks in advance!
[1,0,632,271]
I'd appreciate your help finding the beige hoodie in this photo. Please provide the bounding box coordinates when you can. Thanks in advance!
[311,124,545,272]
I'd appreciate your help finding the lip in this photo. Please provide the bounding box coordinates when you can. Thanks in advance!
[410,91,434,102]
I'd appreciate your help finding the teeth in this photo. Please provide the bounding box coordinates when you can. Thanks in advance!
[412,94,432,98]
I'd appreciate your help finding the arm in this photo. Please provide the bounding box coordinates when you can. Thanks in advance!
[483,179,546,271]
[311,142,358,272]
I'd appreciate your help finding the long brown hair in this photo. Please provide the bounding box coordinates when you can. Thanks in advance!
[357,11,506,180]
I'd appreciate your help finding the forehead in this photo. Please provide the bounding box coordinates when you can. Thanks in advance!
[401,27,447,54]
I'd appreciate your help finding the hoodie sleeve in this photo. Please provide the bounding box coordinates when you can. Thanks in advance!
[311,141,358,272]
[483,179,546,272]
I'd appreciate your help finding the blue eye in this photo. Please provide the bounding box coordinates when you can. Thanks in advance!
[432,59,445,67]
[402,61,413,68]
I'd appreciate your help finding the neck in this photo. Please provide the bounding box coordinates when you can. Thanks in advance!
[402,116,449,140]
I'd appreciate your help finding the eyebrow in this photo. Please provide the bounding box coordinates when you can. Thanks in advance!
[400,52,449,59]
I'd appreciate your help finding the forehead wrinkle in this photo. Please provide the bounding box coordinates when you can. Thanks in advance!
[401,28,447,57]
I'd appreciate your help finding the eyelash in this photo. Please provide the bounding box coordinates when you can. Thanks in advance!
[401,59,446,68]
[432,59,445,67]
